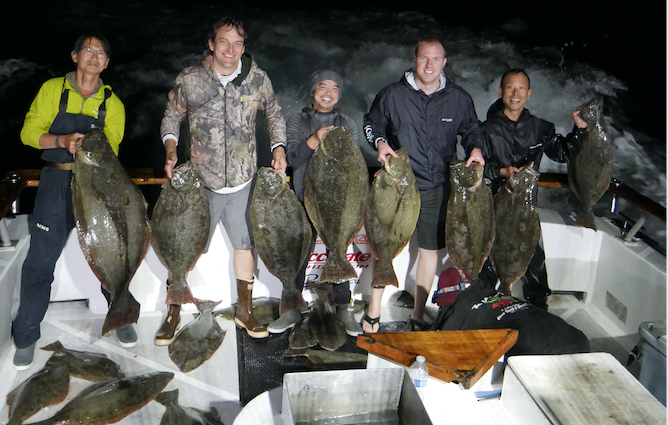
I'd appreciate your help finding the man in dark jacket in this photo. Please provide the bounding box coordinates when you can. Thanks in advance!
[363,37,485,332]
[482,68,586,308]
[269,70,363,336]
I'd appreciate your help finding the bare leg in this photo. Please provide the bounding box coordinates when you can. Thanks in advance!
[233,249,254,280]
[412,248,437,323]
[362,287,384,333]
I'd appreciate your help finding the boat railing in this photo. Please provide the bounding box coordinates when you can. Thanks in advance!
[1,169,665,249]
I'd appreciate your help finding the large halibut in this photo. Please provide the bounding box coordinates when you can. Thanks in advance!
[568,98,613,230]
[445,161,495,279]
[364,148,420,287]
[304,127,368,283]
[490,164,540,295]
[72,128,150,335]
[151,162,210,305]
[250,167,310,315]
[169,299,225,373]
[27,371,173,425]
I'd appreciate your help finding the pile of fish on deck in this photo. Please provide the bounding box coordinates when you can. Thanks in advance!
[5,341,223,425]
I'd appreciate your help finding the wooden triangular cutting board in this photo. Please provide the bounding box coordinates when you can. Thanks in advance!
[357,329,518,389]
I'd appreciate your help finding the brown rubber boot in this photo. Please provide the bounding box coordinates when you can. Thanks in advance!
[234,277,268,338]
[154,304,181,346]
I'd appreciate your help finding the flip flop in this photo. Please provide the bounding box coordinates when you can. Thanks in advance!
[408,317,429,331]
[360,313,380,333]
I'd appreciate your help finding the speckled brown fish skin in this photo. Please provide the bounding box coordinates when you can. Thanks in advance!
[72,128,149,334]
[304,127,368,283]
[250,167,310,315]
[445,160,495,279]
[151,162,210,305]
[490,164,540,294]
[169,299,226,373]
[365,148,420,287]
[6,353,69,425]
[41,340,124,382]
[26,371,173,425]
[568,98,613,231]
[309,287,347,351]
[155,389,224,425]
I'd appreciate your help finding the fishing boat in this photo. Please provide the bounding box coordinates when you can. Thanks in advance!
[0,168,664,424]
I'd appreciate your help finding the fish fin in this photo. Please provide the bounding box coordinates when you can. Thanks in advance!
[155,389,179,406]
[371,260,399,288]
[193,298,221,312]
[575,207,598,231]
[40,340,64,352]
[165,277,195,305]
[102,291,140,335]
[279,291,307,316]
[320,256,357,283]
[282,348,308,357]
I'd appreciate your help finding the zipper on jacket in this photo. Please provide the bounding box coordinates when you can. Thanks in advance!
[223,84,228,187]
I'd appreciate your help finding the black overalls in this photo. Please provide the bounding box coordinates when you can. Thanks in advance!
[12,84,113,348]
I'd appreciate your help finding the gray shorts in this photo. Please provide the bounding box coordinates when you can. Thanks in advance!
[415,184,450,250]
[204,181,254,251]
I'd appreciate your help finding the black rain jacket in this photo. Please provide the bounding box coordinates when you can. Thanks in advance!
[482,98,585,193]
[364,71,484,191]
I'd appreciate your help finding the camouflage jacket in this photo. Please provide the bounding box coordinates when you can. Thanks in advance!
[161,53,286,190]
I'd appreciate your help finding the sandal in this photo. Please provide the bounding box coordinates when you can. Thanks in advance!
[408,317,429,332]
[361,313,381,333]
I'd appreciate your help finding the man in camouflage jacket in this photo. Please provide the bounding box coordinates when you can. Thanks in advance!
[159,17,286,340]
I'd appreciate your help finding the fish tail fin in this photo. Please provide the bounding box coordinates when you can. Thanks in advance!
[40,340,64,352]
[102,291,140,335]
[165,276,195,305]
[280,289,307,316]
[155,389,179,406]
[371,260,399,288]
[500,281,512,295]
[193,298,221,313]
[575,207,598,231]
[320,255,357,283]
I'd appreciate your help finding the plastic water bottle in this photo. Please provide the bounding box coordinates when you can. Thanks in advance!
[408,355,429,388]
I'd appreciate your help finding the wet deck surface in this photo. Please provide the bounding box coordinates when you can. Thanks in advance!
[0,292,642,424]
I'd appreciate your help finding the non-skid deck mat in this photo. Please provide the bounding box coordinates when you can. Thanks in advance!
[235,320,410,405]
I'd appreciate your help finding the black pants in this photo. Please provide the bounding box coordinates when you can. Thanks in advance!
[12,167,110,348]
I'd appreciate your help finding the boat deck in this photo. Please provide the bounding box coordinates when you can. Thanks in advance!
[0,291,644,425]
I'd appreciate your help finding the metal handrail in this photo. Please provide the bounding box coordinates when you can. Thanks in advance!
[2,168,666,224]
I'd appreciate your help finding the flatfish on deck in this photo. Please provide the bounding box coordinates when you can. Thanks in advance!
[304,127,368,283]
[151,162,210,305]
[445,161,495,279]
[41,340,124,382]
[169,299,225,373]
[250,167,310,315]
[490,164,540,294]
[6,353,69,425]
[309,286,347,351]
[72,128,150,335]
[25,371,173,425]
[567,98,613,230]
[364,148,420,287]
[155,389,224,425]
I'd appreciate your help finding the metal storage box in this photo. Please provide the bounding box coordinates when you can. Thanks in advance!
[281,368,432,424]
[637,319,666,406]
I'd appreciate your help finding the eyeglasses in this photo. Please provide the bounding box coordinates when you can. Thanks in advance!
[82,47,107,59]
